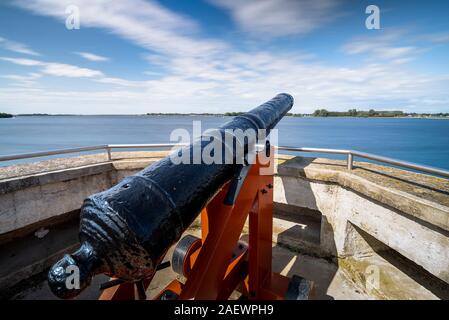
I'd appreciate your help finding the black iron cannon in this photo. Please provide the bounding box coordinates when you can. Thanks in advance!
[47,93,293,299]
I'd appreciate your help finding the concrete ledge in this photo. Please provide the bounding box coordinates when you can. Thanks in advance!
[0,162,114,195]
[0,152,166,236]
[277,155,449,232]
[0,154,110,181]
[274,156,449,285]
[1,151,448,291]
[0,166,117,235]
[1,151,448,235]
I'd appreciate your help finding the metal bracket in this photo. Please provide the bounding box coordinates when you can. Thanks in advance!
[223,140,270,206]
[224,164,252,205]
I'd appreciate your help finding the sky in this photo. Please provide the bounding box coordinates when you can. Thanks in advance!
[0,0,449,114]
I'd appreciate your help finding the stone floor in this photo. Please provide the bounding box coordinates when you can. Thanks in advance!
[8,228,369,300]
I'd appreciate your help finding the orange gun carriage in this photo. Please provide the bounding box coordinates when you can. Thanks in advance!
[99,146,313,300]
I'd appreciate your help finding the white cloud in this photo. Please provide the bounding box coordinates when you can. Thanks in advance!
[344,41,418,60]
[0,57,42,66]
[74,51,110,62]
[421,32,449,44]
[341,32,424,63]
[41,63,104,77]
[1,56,104,78]
[0,73,41,81]
[6,0,449,114]
[0,72,42,87]
[0,36,40,56]
[208,0,340,37]
[3,57,449,114]
[14,0,224,57]
[94,77,147,87]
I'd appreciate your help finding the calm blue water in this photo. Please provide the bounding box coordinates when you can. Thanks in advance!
[1,116,448,170]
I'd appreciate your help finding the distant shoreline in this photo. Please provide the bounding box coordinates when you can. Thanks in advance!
[5,113,448,119]
[0,112,13,119]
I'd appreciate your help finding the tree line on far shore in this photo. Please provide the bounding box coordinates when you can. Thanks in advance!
[226,109,449,118]
[311,109,403,117]
[225,109,449,118]
[310,109,449,117]
[0,112,13,118]
[3,110,448,118]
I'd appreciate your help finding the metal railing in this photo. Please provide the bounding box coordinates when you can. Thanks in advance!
[1,143,448,179]
[276,146,449,179]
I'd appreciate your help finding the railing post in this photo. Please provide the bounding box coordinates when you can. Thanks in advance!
[106,146,112,161]
[347,153,353,170]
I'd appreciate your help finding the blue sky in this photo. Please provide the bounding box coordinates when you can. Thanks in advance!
[0,0,448,114]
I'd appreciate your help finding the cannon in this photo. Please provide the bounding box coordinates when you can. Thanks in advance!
[48,93,309,300]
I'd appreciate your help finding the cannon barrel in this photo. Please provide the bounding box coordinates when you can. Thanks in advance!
[48,93,293,299]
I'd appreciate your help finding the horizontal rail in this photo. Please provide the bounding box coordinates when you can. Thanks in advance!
[351,150,449,178]
[277,146,351,155]
[108,143,186,149]
[0,145,109,162]
[276,146,449,179]
[0,143,448,179]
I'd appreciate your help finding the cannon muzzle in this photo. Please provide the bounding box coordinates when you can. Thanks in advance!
[48,242,101,299]
[48,93,293,298]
